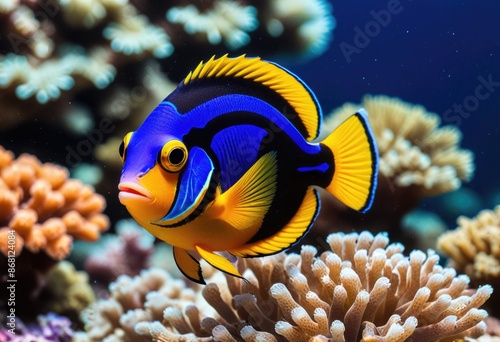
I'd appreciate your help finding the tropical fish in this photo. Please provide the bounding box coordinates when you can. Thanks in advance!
[118,54,378,284]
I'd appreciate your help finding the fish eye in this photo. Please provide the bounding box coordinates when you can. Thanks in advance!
[159,140,188,172]
[119,132,133,163]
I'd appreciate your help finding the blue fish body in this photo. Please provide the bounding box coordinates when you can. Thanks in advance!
[118,55,378,284]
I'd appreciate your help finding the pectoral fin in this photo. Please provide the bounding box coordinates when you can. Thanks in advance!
[195,245,247,282]
[209,151,278,231]
[173,246,205,284]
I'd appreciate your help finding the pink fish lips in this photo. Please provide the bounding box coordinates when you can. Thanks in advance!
[118,182,153,204]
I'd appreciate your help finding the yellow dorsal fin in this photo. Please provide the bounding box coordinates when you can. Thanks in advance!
[173,246,205,284]
[209,151,278,231]
[229,188,320,257]
[195,245,246,281]
[183,54,321,141]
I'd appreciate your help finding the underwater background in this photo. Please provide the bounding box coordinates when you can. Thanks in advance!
[1,0,500,341]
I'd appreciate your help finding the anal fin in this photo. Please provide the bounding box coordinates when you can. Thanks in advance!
[229,188,320,257]
[173,246,205,285]
[195,245,247,282]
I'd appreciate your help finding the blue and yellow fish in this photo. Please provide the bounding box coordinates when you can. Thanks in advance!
[118,55,378,284]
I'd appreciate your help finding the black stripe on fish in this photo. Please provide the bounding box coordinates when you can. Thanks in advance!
[166,77,309,139]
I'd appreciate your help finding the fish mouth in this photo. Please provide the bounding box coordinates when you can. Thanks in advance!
[118,182,153,204]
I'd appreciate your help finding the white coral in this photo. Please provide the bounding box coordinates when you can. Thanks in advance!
[62,47,116,89]
[0,0,18,14]
[15,59,75,104]
[167,0,258,50]
[0,54,30,87]
[268,0,335,57]
[103,14,173,58]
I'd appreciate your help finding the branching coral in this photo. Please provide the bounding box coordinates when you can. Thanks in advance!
[437,205,500,282]
[0,145,108,314]
[438,205,500,314]
[80,267,202,341]
[83,219,155,287]
[80,231,492,342]
[0,145,109,260]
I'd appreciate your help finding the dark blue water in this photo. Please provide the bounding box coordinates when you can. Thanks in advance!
[292,0,500,210]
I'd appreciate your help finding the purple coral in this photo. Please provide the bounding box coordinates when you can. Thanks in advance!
[0,313,73,342]
[84,219,155,286]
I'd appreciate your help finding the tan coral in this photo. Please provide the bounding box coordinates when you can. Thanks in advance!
[81,268,199,341]
[438,205,500,285]
[323,95,474,196]
[0,145,109,260]
[81,231,492,342]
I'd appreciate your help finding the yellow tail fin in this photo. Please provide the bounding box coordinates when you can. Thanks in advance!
[321,109,378,213]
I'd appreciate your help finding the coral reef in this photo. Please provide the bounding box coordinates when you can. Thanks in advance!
[303,95,475,250]
[80,231,492,341]
[0,312,74,342]
[438,205,500,315]
[323,95,474,197]
[1,1,336,229]
[0,0,335,132]
[79,267,203,341]
[38,261,96,324]
[83,219,155,287]
[0,145,109,260]
[0,145,108,316]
